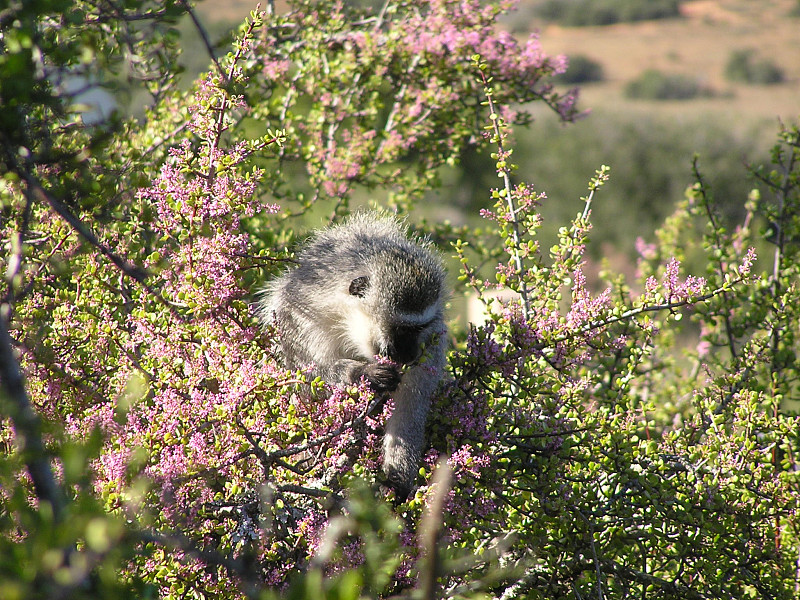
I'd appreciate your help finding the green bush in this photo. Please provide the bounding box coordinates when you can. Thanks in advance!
[536,0,680,26]
[724,49,785,85]
[4,0,800,598]
[624,69,709,100]
[554,54,605,84]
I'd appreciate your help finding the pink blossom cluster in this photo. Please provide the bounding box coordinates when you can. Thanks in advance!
[645,258,708,304]
[635,236,658,261]
[566,269,612,329]
[136,131,275,312]
[421,382,500,540]
[466,315,539,377]
[447,444,492,480]
[257,0,578,202]
[398,0,567,93]
[737,247,757,277]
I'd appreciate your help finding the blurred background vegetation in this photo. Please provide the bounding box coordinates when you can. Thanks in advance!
[111,0,799,275]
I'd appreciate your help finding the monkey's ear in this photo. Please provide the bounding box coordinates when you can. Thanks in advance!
[349,275,370,297]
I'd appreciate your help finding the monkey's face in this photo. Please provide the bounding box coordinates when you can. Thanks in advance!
[346,272,440,365]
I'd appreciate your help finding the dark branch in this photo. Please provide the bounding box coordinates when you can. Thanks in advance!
[0,308,65,522]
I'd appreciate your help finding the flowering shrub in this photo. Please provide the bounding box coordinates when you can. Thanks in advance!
[2,0,800,599]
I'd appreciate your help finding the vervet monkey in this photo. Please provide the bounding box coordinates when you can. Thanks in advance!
[258,213,448,497]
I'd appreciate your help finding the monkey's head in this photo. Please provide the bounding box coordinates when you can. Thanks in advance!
[344,244,445,365]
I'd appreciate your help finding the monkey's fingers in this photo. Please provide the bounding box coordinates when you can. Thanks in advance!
[363,361,402,393]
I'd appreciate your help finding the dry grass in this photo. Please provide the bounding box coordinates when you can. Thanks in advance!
[537,0,800,124]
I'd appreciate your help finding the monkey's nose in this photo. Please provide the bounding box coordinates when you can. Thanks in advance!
[387,341,419,365]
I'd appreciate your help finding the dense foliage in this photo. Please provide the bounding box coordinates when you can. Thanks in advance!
[2,1,800,599]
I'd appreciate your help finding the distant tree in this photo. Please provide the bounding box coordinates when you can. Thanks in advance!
[624,69,710,100]
[724,49,785,85]
[536,0,680,26]
[555,54,605,84]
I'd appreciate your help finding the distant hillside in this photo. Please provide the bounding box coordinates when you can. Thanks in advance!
[531,0,799,125]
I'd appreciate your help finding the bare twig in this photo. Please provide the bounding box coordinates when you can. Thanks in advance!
[691,159,738,360]
[178,0,224,76]
[575,509,605,600]
[417,457,452,600]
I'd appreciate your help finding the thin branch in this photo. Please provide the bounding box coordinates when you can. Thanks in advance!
[276,483,331,498]
[137,528,264,599]
[238,383,386,477]
[86,6,182,25]
[601,560,709,599]
[766,142,795,375]
[204,11,262,181]
[691,158,738,360]
[178,0,224,76]
[551,275,749,345]
[12,164,188,321]
[478,66,531,318]
[575,509,605,600]
[417,457,452,600]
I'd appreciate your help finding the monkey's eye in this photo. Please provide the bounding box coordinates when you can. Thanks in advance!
[349,276,370,297]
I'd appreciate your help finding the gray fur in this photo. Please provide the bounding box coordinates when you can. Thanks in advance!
[257,213,448,498]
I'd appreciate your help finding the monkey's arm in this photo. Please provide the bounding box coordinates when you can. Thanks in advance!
[381,334,447,498]
[271,302,401,393]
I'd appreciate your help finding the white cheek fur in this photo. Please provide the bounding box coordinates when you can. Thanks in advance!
[346,307,382,359]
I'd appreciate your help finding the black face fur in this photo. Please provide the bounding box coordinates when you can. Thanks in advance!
[388,321,435,364]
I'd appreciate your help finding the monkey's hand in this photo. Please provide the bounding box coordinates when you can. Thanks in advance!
[360,361,402,394]
[333,358,402,393]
